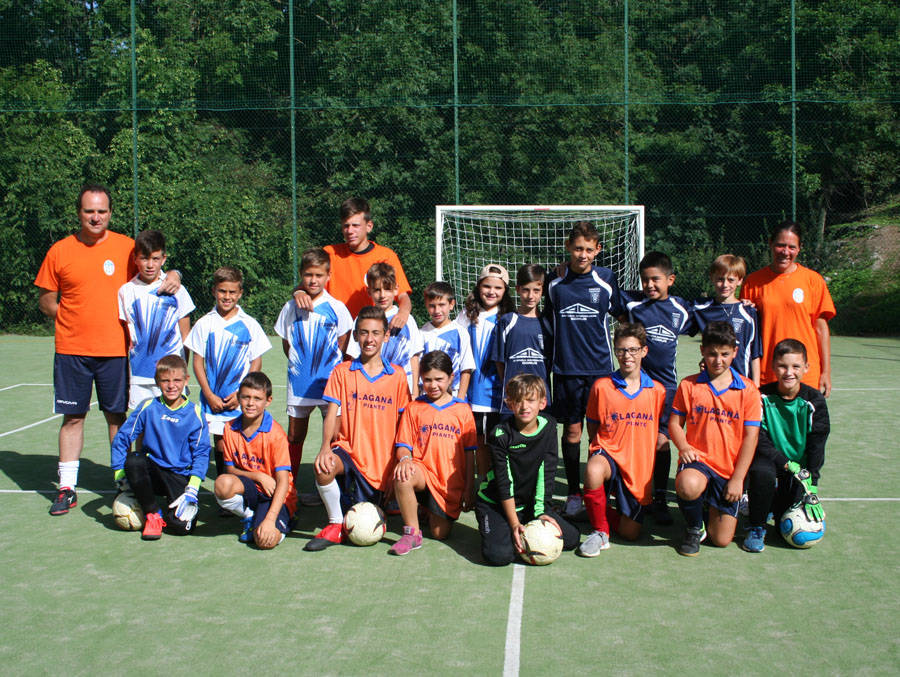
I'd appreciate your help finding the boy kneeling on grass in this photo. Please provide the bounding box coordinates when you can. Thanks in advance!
[110,355,210,540]
[214,372,297,549]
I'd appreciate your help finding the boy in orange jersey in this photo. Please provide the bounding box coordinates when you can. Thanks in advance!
[669,321,762,556]
[305,306,411,551]
[214,372,297,549]
[577,323,667,556]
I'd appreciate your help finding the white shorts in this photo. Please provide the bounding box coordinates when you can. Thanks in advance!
[287,403,331,419]
[129,382,190,410]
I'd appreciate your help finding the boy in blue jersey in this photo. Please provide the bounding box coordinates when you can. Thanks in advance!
[184,266,272,479]
[420,282,475,399]
[622,251,695,525]
[346,262,423,397]
[118,229,195,409]
[110,355,211,540]
[275,248,352,480]
[544,221,624,518]
[692,254,761,384]
[493,264,553,410]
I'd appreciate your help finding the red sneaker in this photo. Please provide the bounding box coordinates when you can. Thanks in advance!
[142,511,166,541]
[304,522,344,551]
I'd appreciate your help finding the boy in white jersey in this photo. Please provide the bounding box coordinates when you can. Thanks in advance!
[346,262,422,396]
[274,248,352,482]
[118,229,195,409]
[420,282,475,399]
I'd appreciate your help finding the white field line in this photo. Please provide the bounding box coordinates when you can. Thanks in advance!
[0,400,97,438]
[0,383,52,391]
[503,563,526,677]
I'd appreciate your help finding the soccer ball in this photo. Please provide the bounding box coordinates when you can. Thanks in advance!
[343,502,386,546]
[519,519,564,565]
[779,502,825,548]
[112,492,145,531]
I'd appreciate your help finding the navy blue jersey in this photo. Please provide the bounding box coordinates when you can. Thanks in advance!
[691,299,762,378]
[544,266,623,376]
[623,291,694,389]
[491,312,553,407]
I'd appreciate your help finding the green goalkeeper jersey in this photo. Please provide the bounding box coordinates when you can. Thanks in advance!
[758,382,830,483]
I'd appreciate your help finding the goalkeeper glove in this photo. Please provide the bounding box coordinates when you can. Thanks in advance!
[113,468,131,494]
[789,464,816,496]
[803,486,825,522]
[169,477,201,528]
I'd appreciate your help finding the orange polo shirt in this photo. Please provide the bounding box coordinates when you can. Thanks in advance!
[323,242,412,317]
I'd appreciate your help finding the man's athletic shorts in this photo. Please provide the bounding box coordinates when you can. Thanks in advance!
[54,354,127,414]
[590,448,645,523]
[551,374,595,424]
[287,403,330,419]
[657,387,676,437]
[332,447,382,512]
[237,476,294,534]
[677,460,739,518]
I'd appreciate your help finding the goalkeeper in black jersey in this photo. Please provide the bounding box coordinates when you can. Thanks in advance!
[743,339,830,553]
[475,374,580,565]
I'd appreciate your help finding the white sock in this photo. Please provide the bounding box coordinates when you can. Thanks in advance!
[58,461,79,490]
[216,493,248,518]
[317,480,343,524]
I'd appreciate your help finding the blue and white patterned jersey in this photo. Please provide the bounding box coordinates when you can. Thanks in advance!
[623,291,694,389]
[691,298,762,378]
[491,312,553,412]
[184,306,272,424]
[420,320,476,397]
[457,308,502,412]
[346,305,423,392]
[274,290,352,406]
[118,274,195,383]
[544,265,623,376]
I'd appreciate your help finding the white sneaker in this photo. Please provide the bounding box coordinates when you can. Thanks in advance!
[577,530,610,557]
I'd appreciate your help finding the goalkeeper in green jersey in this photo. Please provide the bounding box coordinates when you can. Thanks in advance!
[742,339,830,553]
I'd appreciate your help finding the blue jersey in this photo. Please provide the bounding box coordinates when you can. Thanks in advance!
[624,292,694,389]
[421,320,476,396]
[491,312,552,408]
[183,307,272,423]
[274,291,352,406]
[545,265,623,376]
[110,396,210,480]
[457,308,502,412]
[691,299,762,378]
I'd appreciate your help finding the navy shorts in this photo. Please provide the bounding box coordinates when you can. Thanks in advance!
[415,486,452,521]
[658,387,676,436]
[473,412,502,439]
[552,374,595,424]
[237,476,293,534]
[590,449,645,523]
[677,460,739,518]
[54,354,128,414]
[332,447,382,512]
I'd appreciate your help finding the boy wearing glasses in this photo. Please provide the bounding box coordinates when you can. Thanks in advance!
[577,323,666,555]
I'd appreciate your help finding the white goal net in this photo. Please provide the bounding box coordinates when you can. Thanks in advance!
[435,205,644,297]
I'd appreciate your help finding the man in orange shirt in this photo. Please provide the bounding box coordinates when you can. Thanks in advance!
[294,197,413,330]
[34,184,181,516]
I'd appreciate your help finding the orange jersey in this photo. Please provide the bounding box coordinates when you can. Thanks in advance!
[34,231,137,356]
[586,371,667,505]
[222,411,297,515]
[323,360,411,490]
[323,242,412,317]
[395,397,477,519]
[741,264,835,387]
[671,369,762,480]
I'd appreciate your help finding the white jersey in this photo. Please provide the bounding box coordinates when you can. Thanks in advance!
[420,319,476,396]
[346,305,423,392]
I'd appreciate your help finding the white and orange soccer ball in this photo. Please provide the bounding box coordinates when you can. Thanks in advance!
[519,518,564,565]
[343,501,387,546]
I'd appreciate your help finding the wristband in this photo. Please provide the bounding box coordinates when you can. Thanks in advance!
[398,454,412,463]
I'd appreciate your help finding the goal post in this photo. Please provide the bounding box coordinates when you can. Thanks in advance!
[435,205,645,297]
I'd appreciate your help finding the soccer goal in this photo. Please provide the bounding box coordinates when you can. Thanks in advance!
[435,205,644,296]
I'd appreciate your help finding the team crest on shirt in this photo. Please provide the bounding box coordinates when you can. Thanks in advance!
[671,312,682,328]
[589,288,602,304]
[559,303,598,320]
[792,288,804,303]
[510,348,545,365]
[103,259,115,276]
[732,317,744,332]
[646,324,676,343]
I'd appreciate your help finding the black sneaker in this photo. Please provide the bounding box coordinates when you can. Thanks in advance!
[49,487,77,516]
[678,525,707,556]
[651,494,674,525]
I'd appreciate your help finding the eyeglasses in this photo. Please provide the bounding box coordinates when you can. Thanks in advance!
[614,347,643,356]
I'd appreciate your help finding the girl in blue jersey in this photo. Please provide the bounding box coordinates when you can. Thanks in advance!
[456,264,515,476]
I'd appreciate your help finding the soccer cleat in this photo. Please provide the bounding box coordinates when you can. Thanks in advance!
[388,526,423,556]
[562,494,584,519]
[49,487,77,516]
[651,494,674,526]
[239,515,255,543]
[142,511,166,541]
[577,530,610,557]
[742,526,766,553]
[678,525,707,556]
[304,522,344,551]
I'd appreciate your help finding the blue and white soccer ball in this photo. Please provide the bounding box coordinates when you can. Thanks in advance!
[779,502,825,548]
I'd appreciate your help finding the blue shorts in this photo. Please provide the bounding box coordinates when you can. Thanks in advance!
[415,487,452,521]
[658,387,676,436]
[237,476,294,534]
[552,374,595,424]
[332,447,382,513]
[591,449,645,523]
[677,461,739,518]
[54,354,128,414]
